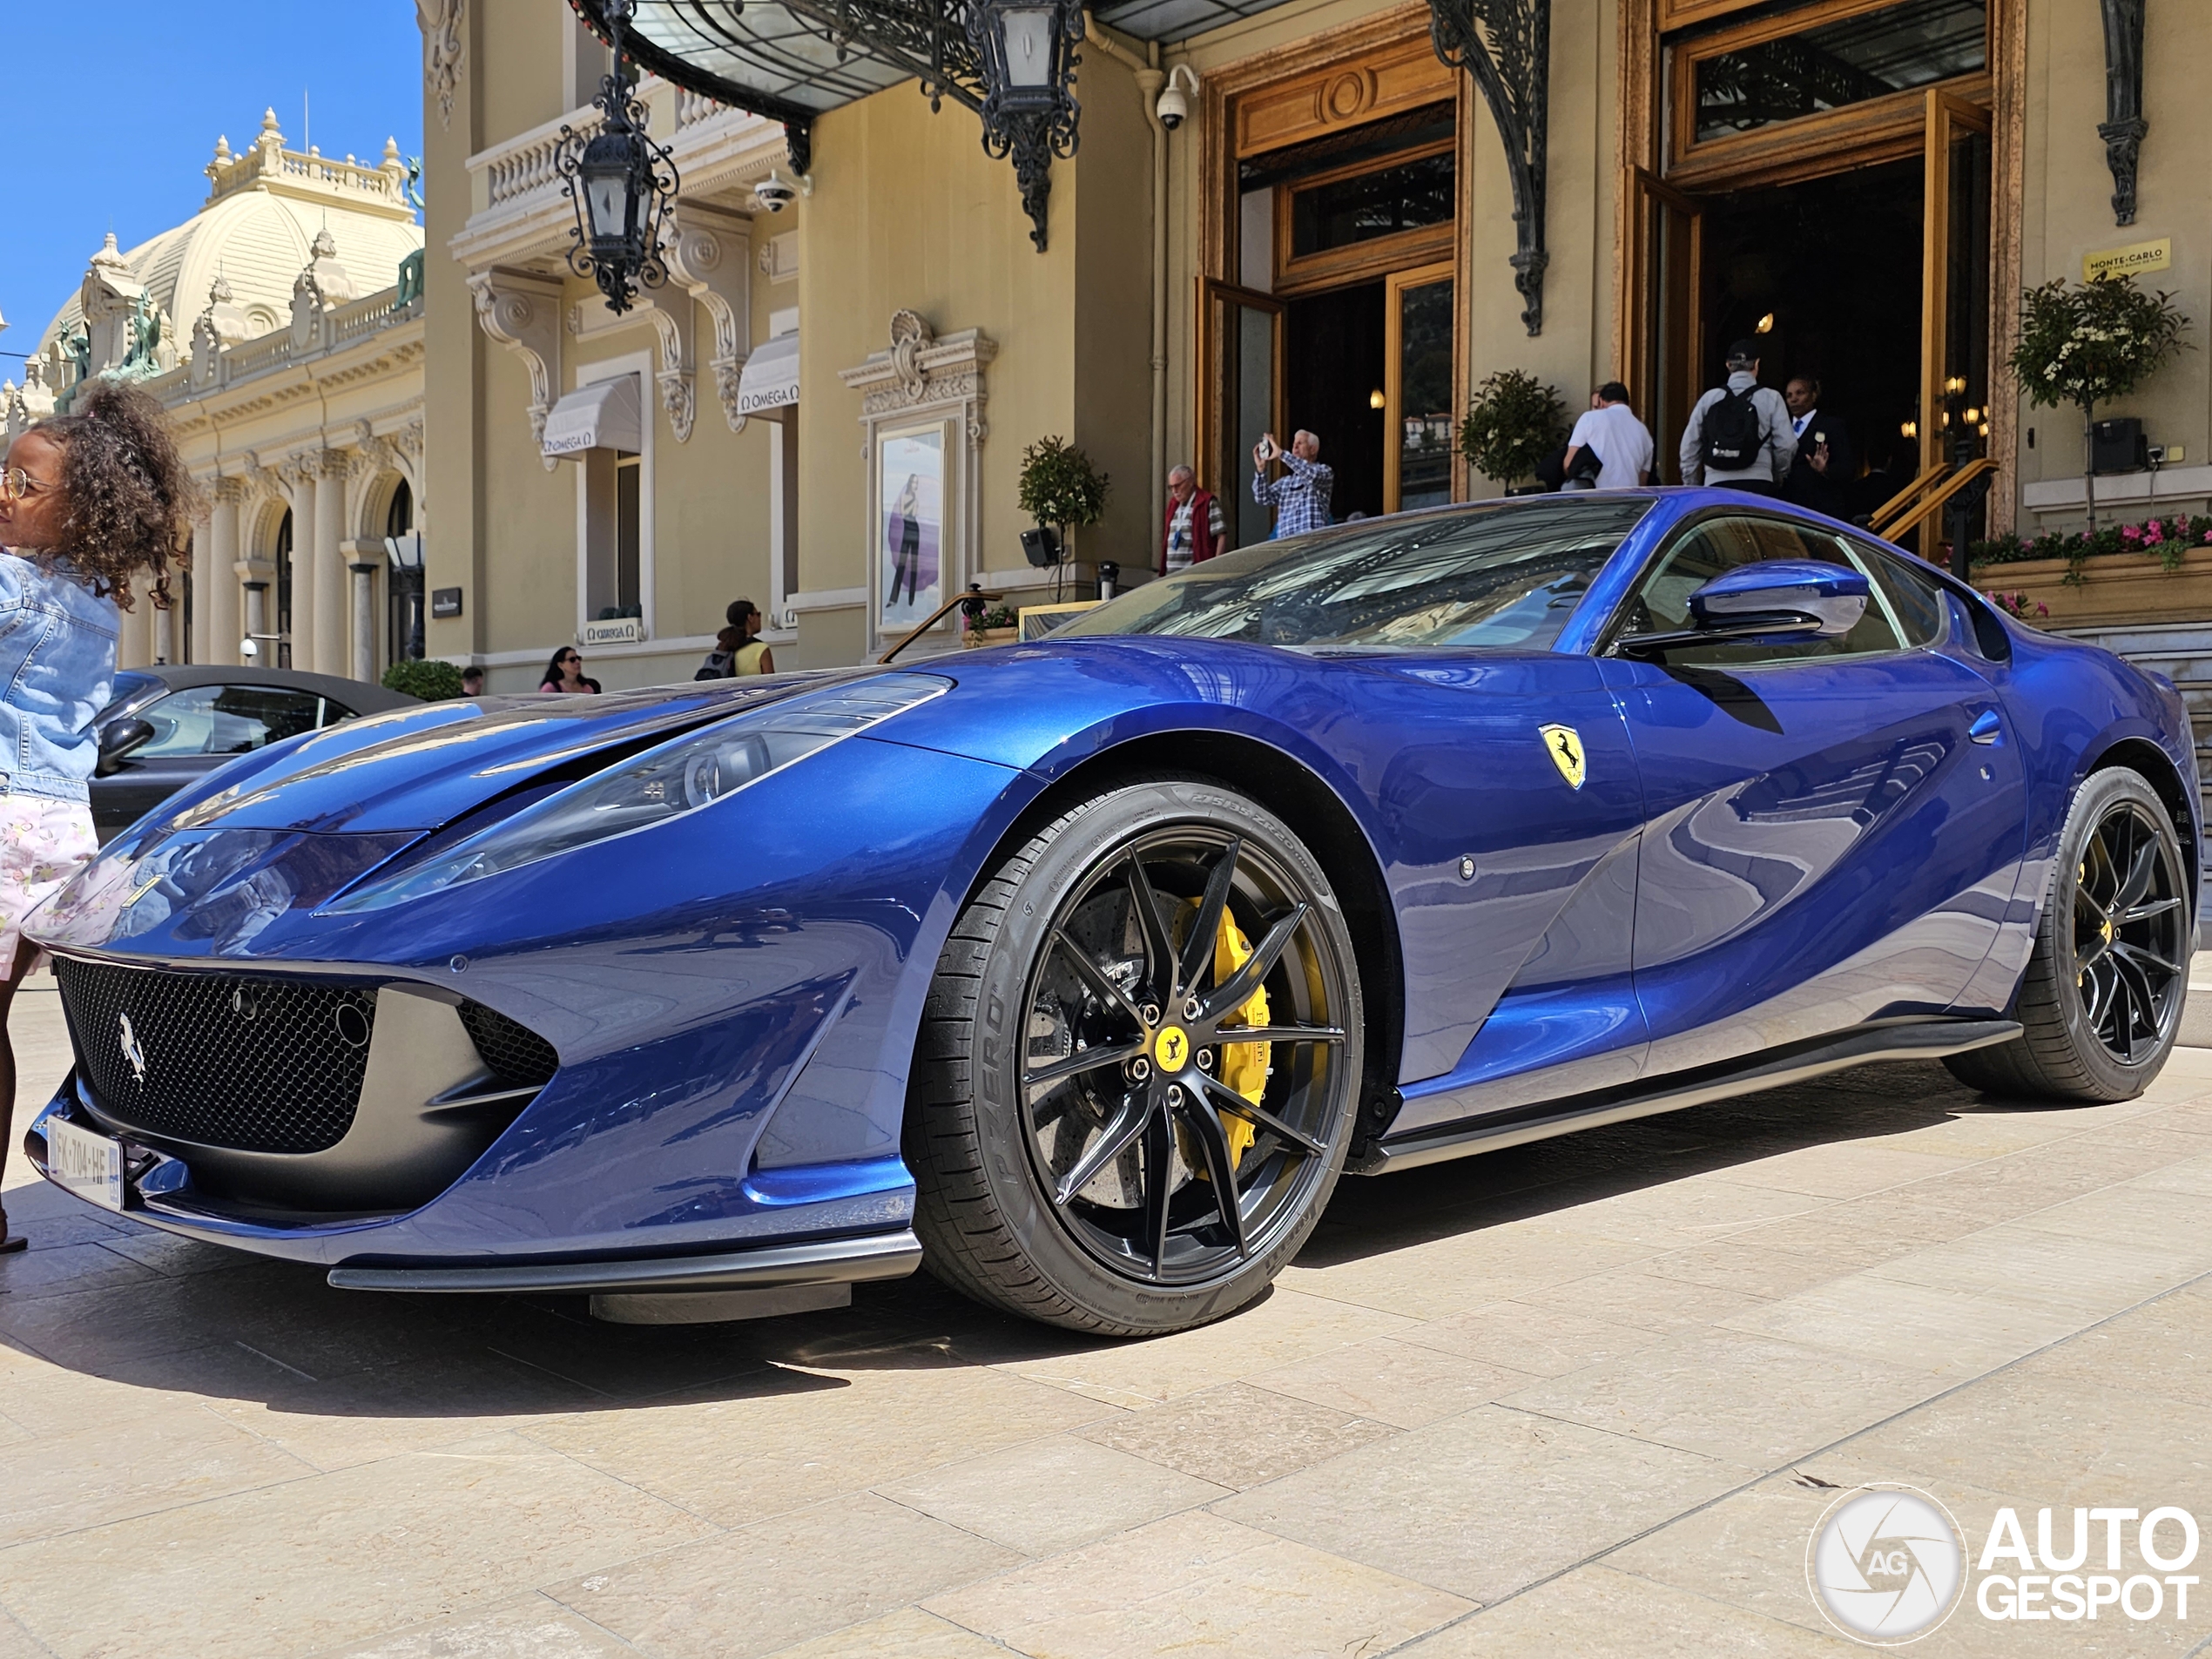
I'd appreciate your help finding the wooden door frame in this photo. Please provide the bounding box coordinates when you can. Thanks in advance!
[1614,0,2026,530]
[1384,259,1456,513]
[1194,277,1286,503]
[1618,165,1703,460]
[1921,90,1994,478]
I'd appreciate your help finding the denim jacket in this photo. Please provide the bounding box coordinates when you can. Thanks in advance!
[0,551,120,804]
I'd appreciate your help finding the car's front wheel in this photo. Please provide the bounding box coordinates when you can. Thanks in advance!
[1945,765,2190,1103]
[906,777,1364,1334]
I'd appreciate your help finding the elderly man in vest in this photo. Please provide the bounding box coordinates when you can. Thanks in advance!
[1161,463,1226,576]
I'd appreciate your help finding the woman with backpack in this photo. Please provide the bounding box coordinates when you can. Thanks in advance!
[695,598,773,679]
[1677,341,1797,493]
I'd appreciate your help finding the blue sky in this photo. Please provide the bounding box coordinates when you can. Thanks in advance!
[3,2,424,368]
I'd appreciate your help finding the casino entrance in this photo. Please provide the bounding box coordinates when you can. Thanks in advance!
[1197,22,1466,541]
[1622,0,2001,553]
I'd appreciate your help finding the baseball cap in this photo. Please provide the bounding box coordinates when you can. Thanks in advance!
[1726,338,1760,367]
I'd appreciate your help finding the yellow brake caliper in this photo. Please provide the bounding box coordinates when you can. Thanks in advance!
[1177,899,1271,1174]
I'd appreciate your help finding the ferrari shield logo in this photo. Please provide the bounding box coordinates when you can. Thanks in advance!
[1539,724,1587,791]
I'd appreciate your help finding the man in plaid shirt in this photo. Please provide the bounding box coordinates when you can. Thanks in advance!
[1251,430,1333,538]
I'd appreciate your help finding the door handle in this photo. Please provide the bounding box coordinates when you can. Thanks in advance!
[1968,709,2003,745]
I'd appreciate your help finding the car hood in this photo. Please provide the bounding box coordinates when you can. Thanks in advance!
[136,671,880,838]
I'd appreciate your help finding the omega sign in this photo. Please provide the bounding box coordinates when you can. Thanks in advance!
[581,617,645,647]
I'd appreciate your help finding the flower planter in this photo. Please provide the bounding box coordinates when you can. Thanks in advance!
[1969,544,2212,630]
[963,626,1019,649]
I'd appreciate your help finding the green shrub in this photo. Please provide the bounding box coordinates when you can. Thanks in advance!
[1016,436,1110,556]
[1458,369,1565,489]
[381,658,465,700]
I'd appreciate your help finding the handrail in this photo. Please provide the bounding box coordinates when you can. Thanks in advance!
[880,587,1005,664]
[1873,457,2000,552]
[1868,462,1950,536]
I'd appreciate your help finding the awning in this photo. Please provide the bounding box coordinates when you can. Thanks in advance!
[735,333,799,416]
[542,375,642,459]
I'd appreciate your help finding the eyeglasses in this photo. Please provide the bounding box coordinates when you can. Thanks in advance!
[0,467,56,503]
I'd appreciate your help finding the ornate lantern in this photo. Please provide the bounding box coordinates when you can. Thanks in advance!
[557,0,680,314]
[966,0,1084,250]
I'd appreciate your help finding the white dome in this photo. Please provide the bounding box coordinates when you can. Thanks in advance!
[41,110,421,354]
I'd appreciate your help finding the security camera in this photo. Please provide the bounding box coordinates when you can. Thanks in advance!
[1156,66,1198,132]
[752,169,799,212]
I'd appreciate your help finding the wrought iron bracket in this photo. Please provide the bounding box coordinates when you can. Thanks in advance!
[1429,0,1550,335]
[2098,0,2146,226]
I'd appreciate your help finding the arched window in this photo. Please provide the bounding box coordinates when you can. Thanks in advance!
[274,509,294,670]
[385,478,414,538]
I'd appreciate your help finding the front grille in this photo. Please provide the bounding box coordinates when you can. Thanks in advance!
[56,959,375,1154]
[458,1001,561,1089]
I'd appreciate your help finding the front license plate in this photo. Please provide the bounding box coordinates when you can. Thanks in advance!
[47,1116,126,1211]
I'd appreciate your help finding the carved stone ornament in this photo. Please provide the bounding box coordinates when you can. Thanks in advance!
[417,0,467,132]
[469,269,563,469]
[663,206,752,433]
[2099,0,2147,226]
[838,312,995,421]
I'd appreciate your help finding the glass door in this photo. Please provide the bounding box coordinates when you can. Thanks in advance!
[1385,261,1455,513]
[1920,89,1992,481]
[1622,168,1703,483]
[1199,279,1285,550]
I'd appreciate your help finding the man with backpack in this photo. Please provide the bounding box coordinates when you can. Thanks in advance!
[1678,341,1796,494]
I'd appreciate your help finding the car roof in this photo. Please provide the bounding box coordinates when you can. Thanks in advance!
[119,664,420,711]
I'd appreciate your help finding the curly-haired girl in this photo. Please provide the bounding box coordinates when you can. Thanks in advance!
[0,381,199,1250]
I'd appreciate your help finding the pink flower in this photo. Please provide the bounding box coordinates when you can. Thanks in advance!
[2145,522,2165,543]
[2122,523,2142,542]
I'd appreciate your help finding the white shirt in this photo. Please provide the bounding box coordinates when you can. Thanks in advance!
[1567,403,1656,490]
[1792,408,1818,437]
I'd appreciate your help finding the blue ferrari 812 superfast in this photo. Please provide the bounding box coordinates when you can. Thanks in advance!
[23,491,2200,1332]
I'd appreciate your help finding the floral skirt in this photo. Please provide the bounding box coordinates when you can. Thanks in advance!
[0,796,97,974]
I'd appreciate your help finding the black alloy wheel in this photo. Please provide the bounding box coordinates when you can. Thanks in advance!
[2070,793,2188,1064]
[907,778,1364,1333]
[1946,766,2190,1103]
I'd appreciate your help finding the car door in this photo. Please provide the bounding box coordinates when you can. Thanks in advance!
[94,684,337,841]
[1601,512,2027,1077]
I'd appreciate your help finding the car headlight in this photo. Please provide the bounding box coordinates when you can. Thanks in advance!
[324,673,950,914]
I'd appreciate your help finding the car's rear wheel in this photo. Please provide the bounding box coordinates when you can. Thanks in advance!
[1945,766,2189,1103]
[906,777,1363,1334]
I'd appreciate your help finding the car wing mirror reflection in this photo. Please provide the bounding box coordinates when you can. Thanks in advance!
[1615,560,1869,658]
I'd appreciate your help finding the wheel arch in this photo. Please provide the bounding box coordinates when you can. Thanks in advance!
[2086,735,2201,909]
[945,729,1408,1152]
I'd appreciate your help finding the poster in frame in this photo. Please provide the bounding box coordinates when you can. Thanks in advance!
[875,421,948,640]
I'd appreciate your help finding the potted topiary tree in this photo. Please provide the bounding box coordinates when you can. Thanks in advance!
[1016,435,1110,569]
[1458,369,1567,496]
[2009,273,2188,532]
[381,658,464,700]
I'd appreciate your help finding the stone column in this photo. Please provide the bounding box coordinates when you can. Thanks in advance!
[201,481,245,665]
[118,595,153,671]
[312,450,348,677]
[347,545,381,683]
[284,464,318,673]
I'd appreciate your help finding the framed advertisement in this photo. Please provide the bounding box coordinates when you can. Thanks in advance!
[875,422,947,638]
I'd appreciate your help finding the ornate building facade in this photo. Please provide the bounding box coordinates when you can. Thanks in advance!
[5,112,426,679]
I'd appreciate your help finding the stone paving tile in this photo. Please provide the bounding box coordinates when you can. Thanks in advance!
[875,1433,1231,1556]
[0,1398,317,1548]
[921,1508,1473,1659]
[1213,1404,1751,1605]
[1636,1240,1864,1300]
[1860,1223,2212,1318]
[760,1606,1010,1658]
[1393,1563,1860,1656]
[1715,1274,2097,1380]
[0,1430,712,1659]
[1245,1334,1536,1429]
[1514,1265,1776,1332]
[550,1491,1019,1659]
[1538,1180,1830,1251]
[985,1284,1413,1407]
[314,1595,641,1657]
[2012,1285,2212,1411]
[1719,1140,1979,1202]
[1495,1330,1941,1468]
[1398,1301,1669,1378]
[1280,1222,1662,1321]
[521,1358,1119,1527]
[2006,1182,2212,1248]
[0,1608,49,1659]
[1074,1379,1398,1489]
[0,1239,160,1302]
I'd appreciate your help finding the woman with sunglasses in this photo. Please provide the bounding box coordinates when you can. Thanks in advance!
[538,647,601,694]
[0,383,199,1251]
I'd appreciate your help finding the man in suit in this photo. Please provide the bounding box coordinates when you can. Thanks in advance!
[1782,375,1857,519]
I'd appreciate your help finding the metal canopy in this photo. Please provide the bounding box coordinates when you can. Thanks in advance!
[1087,0,1300,45]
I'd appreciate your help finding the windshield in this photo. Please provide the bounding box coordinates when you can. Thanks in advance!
[1062,496,1655,651]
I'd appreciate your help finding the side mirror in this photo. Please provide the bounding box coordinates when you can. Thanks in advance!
[1620,560,1869,656]
[95,716,155,777]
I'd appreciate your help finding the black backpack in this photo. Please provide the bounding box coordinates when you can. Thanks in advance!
[1700,387,1764,471]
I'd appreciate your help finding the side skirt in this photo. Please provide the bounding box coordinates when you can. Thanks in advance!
[327,1227,924,1295]
[1352,1019,2021,1176]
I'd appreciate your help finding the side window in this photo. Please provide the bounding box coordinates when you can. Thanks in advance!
[1616,516,1905,667]
[135,685,326,758]
[319,699,358,728]
[1851,541,1949,648]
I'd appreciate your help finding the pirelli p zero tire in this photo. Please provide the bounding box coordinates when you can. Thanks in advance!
[1945,766,2190,1104]
[905,777,1365,1335]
